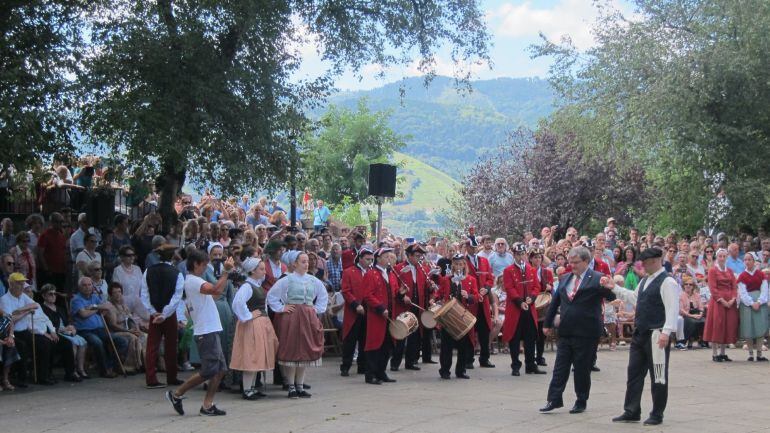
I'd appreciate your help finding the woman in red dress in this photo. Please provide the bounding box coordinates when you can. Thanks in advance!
[703,248,739,362]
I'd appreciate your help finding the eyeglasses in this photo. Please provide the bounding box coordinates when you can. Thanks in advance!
[5,261,14,266]
[92,268,102,271]
[121,253,135,257]
[690,255,698,258]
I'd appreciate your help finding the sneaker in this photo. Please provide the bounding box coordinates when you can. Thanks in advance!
[288,390,299,399]
[199,405,226,416]
[165,390,185,415]
[297,390,311,398]
[675,342,687,351]
[181,362,195,372]
[146,382,167,389]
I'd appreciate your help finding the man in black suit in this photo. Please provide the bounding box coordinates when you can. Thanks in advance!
[539,247,615,414]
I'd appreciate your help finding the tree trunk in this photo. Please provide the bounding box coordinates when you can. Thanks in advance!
[156,159,186,235]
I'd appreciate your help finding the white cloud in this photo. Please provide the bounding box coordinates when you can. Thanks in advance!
[492,0,625,50]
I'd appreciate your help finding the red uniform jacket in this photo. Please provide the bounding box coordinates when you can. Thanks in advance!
[435,274,480,308]
[341,249,357,270]
[341,264,368,340]
[263,258,286,292]
[393,261,431,329]
[501,262,540,342]
[465,255,494,328]
[363,266,401,351]
[536,266,554,293]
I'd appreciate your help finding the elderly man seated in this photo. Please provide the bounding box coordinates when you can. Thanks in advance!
[0,273,56,385]
[71,276,128,378]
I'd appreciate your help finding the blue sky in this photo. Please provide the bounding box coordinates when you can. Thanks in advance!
[294,0,635,90]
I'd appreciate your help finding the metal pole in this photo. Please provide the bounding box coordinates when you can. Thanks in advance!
[376,199,381,243]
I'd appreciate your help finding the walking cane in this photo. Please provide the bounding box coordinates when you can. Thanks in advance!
[100,312,128,377]
[30,310,37,383]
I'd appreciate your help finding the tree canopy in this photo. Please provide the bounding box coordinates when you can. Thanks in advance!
[532,0,770,233]
[301,98,406,204]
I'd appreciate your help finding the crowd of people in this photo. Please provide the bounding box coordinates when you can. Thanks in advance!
[1,193,769,418]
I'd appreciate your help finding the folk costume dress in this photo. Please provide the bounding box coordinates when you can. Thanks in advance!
[737,267,769,340]
[267,272,327,367]
[703,264,739,344]
[230,277,279,372]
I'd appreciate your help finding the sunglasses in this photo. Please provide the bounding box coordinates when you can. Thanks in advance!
[92,268,102,271]
[121,253,135,257]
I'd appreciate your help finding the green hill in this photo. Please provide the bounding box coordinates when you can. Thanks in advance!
[380,151,459,237]
[328,75,555,177]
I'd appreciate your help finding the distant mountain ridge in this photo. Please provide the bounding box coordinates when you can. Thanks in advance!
[325,75,556,177]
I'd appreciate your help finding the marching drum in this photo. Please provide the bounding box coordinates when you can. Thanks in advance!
[534,292,552,315]
[389,311,419,340]
[433,298,477,341]
[420,303,442,329]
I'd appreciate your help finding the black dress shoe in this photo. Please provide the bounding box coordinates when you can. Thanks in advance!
[748,356,755,362]
[404,365,421,371]
[365,377,382,385]
[340,370,350,377]
[539,401,563,412]
[302,383,311,389]
[440,374,451,380]
[612,413,641,423]
[526,367,546,375]
[590,365,601,372]
[423,360,438,364]
[456,373,470,379]
[712,356,723,362]
[479,362,495,368]
[536,358,548,366]
[511,370,520,376]
[380,376,396,383]
[390,366,400,372]
[465,363,475,370]
[757,356,769,362]
[569,403,586,414]
[643,417,662,426]
[721,355,732,362]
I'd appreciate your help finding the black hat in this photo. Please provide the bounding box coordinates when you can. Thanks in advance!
[264,239,285,254]
[351,232,366,240]
[451,253,465,261]
[405,244,426,255]
[639,247,663,261]
[512,243,526,254]
[374,247,393,259]
[583,239,595,249]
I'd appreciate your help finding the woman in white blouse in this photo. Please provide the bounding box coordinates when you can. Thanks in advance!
[266,251,327,399]
[230,257,278,400]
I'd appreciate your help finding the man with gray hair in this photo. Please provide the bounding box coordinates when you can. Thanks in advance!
[539,247,615,415]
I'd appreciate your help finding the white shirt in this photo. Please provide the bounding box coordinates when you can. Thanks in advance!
[113,264,144,300]
[332,291,345,322]
[184,274,223,336]
[69,227,101,258]
[375,265,390,284]
[30,304,56,335]
[140,262,185,319]
[612,268,679,336]
[565,269,589,297]
[75,249,101,280]
[232,277,265,322]
[266,272,328,314]
[737,267,769,306]
[0,291,36,332]
[268,259,283,279]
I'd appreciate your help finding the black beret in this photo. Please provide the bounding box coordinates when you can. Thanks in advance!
[639,247,663,261]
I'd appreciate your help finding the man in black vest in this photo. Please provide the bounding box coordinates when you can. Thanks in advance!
[603,247,679,426]
[540,247,615,414]
[141,244,185,388]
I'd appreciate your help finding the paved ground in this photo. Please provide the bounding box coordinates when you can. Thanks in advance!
[1,346,768,433]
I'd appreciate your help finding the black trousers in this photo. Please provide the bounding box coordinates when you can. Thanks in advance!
[390,326,424,368]
[439,330,469,377]
[14,330,56,383]
[536,320,546,360]
[365,330,394,381]
[509,312,536,371]
[546,335,595,405]
[341,315,367,373]
[467,308,491,364]
[623,330,671,420]
[421,328,434,362]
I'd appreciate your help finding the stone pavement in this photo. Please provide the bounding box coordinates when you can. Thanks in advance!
[1,346,767,433]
